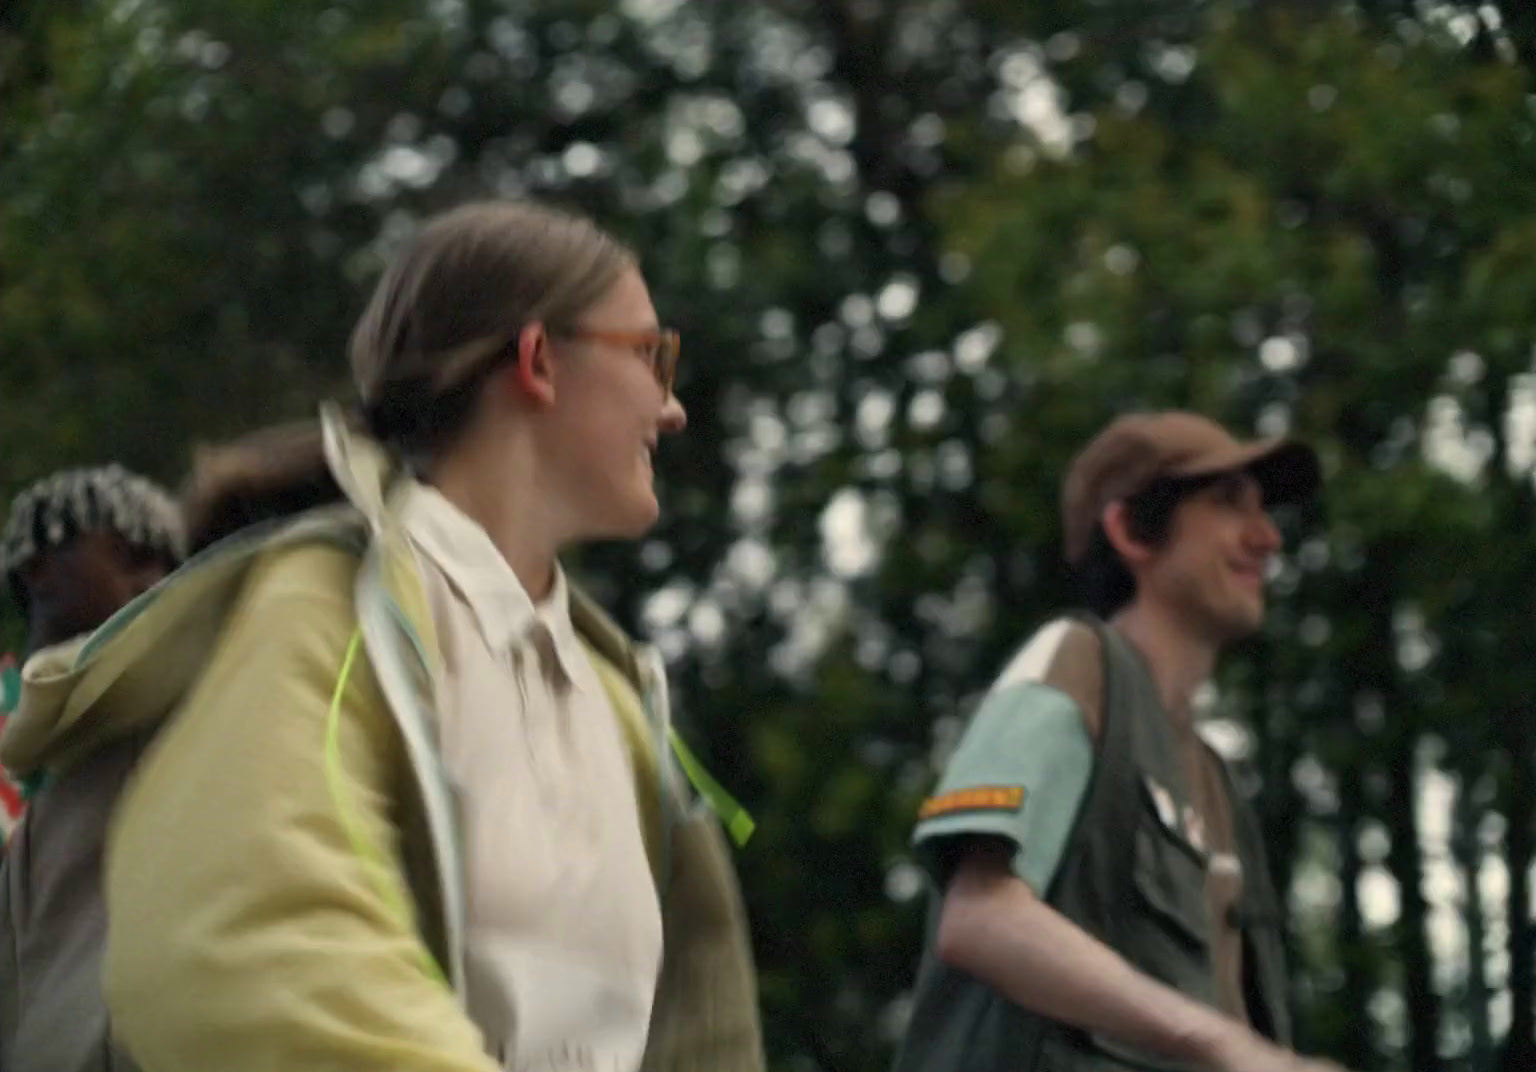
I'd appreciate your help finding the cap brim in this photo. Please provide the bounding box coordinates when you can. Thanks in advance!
[1247,440,1321,506]
[1179,438,1321,507]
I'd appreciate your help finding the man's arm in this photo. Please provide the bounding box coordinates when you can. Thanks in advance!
[936,841,1343,1072]
[915,620,1346,1071]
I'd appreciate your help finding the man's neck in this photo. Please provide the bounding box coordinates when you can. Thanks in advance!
[1109,601,1220,723]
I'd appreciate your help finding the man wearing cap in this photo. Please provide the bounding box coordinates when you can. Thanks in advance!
[893,412,1346,1072]
[0,464,185,1072]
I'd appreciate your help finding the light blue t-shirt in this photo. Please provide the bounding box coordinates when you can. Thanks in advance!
[914,619,1100,893]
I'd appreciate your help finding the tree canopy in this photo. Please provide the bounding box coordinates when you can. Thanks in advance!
[4,1,1536,1068]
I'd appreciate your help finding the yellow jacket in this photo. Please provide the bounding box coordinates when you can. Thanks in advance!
[1,412,764,1072]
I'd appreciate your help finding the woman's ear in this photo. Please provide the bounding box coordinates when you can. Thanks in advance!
[507,322,557,408]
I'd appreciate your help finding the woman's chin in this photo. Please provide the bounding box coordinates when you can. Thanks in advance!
[587,490,661,542]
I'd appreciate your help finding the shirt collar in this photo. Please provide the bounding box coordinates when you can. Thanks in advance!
[539,568,587,683]
[400,482,587,688]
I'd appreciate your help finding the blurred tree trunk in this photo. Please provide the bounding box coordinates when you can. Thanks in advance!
[1336,755,1373,1070]
[1500,741,1534,1070]
[1385,740,1437,1071]
[1360,546,1438,1070]
[1453,784,1493,1070]
[1497,483,1536,1070]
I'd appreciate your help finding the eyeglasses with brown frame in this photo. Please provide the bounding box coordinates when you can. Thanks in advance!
[553,327,681,395]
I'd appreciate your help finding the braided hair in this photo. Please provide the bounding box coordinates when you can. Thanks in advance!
[0,465,187,610]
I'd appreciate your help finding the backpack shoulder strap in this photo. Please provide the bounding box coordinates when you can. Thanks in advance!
[1049,614,1143,932]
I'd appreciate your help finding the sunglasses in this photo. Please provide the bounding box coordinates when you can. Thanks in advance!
[555,327,681,395]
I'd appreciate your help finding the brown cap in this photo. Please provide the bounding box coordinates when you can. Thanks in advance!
[1062,411,1321,566]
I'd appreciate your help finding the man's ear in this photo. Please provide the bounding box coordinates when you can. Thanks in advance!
[1100,501,1156,568]
[505,322,558,409]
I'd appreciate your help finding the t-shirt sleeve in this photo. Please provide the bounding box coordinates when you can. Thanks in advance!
[913,619,1103,894]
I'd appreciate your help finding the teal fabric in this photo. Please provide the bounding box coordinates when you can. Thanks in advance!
[5,660,35,795]
[0,661,18,714]
[913,682,1093,893]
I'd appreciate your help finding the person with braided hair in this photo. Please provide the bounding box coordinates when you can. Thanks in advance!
[0,464,185,1072]
[0,465,185,659]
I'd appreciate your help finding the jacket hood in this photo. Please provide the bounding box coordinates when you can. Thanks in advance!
[0,405,649,781]
[0,508,365,782]
[1,635,94,778]
[0,404,381,782]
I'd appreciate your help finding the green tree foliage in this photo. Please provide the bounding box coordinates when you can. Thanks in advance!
[3,2,1536,1070]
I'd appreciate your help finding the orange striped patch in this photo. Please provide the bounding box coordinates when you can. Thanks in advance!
[918,785,1026,820]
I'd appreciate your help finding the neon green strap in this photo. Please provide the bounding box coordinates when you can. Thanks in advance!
[325,629,448,987]
[668,728,755,847]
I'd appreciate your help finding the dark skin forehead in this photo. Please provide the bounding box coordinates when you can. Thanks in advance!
[17,530,143,598]
[15,530,171,653]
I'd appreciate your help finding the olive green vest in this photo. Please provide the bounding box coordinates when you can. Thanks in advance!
[894,616,1291,1072]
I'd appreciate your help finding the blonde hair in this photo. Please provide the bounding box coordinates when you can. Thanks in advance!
[178,201,633,548]
[351,200,635,455]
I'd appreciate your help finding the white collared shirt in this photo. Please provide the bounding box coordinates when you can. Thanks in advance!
[401,482,663,1072]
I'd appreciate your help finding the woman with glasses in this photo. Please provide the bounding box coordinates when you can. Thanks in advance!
[60,201,763,1072]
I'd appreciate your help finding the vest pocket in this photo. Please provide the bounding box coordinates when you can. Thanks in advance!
[1130,784,1212,954]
